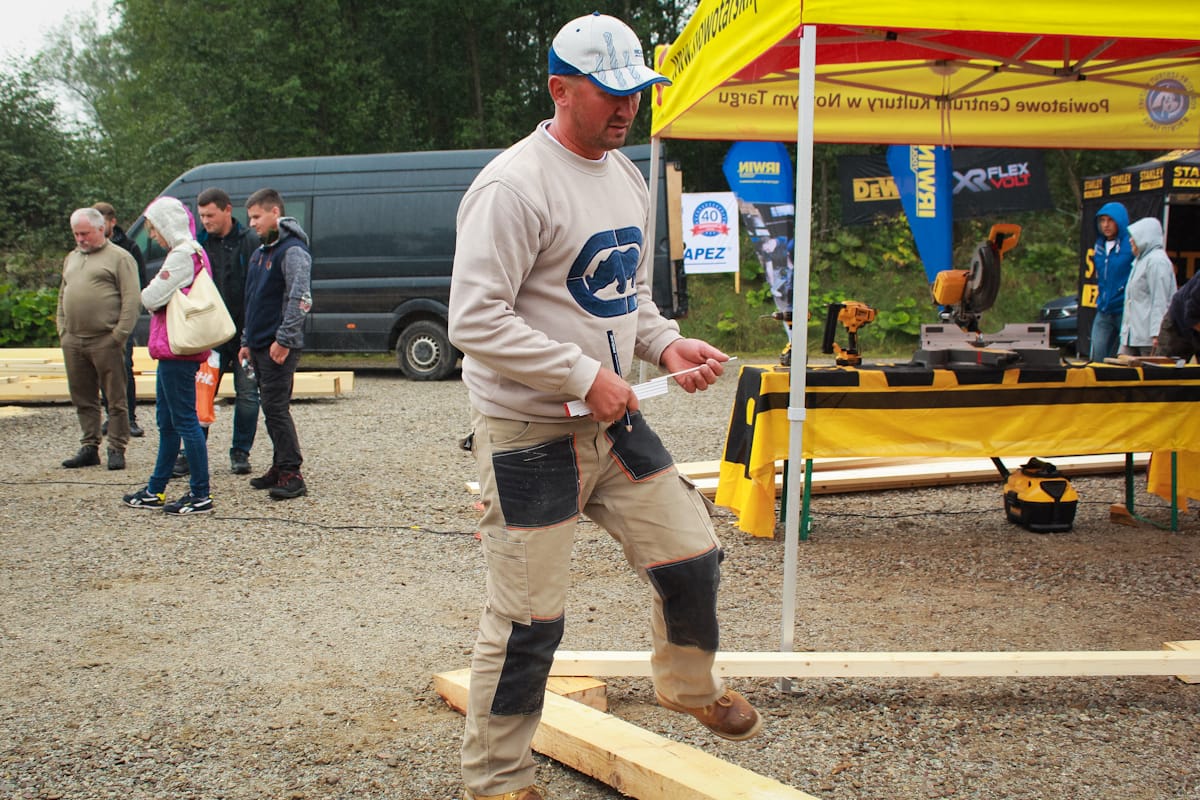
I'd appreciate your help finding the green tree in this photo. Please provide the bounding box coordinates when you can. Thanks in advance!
[0,66,81,273]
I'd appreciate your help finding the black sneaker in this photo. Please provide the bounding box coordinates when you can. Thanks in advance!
[163,493,213,515]
[107,448,126,471]
[123,488,165,509]
[269,471,307,500]
[172,453,190,478]
[249,465,280,490]
[129,419,145,438]
[230,450,252,475]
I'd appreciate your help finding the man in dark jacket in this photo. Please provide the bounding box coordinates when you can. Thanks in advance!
[238,188,312,500]
[1156,271,1200,363]
[94,202,147,438]
[195,187,262,475]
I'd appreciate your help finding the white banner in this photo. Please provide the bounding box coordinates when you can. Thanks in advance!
[681,192,739,274]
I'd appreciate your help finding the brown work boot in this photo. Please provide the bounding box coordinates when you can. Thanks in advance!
[461,786,547,800]
[656,688,763,741]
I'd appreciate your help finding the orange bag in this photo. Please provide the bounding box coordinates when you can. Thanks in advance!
[195,352,221,426]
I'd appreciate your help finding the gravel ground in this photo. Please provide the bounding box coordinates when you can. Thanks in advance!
[1,365,1198,800]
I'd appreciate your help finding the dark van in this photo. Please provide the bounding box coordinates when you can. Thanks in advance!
[128,145,686,380]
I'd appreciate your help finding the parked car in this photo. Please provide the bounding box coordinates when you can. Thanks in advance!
[1038,294,1079,352]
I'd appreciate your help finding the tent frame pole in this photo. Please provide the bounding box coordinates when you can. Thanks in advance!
[779,24,818,694]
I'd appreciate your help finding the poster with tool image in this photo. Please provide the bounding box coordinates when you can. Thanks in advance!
[723,141,795,315]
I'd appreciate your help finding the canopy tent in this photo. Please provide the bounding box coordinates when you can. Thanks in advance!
[653,1,1200,148]
[649,0,1200,660]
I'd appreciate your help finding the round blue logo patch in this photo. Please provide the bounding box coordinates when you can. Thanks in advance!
[1145,78,1190,127]
[691,200,730,237]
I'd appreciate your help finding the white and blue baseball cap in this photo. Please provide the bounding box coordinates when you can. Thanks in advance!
[548,12,672,97]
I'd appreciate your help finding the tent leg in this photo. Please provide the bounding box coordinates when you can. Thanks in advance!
[1125,452,1136,515]
[1171,451,1178,532]
[801,458,813,542]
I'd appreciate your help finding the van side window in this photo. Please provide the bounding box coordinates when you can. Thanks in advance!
[311,192,459,261]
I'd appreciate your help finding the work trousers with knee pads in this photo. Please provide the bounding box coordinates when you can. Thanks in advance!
[461,410,727,796]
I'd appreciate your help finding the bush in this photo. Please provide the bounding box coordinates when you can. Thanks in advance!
[0,283,59,346]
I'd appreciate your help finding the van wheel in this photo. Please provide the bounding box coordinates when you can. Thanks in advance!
[396,320,457,381]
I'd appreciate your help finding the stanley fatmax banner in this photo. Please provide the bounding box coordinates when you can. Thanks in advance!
[839,148,1053,225]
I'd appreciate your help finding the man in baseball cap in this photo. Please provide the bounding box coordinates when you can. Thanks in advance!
[451,11,756,800]
[547,11,672,96]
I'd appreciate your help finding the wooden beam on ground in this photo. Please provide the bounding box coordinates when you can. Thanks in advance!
[546,676,609,712]
[466,453,1151,498]
[434,669,820,800]
[548,649,1200,679]
[0,370,353,403]
[0,348,353,401]
[680,453,1148,499]
[465,456,932,495]
[1164,641,1200,684]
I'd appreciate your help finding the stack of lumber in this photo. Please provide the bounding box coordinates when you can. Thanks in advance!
[677,453,1148,497]
[467,454,1147,498]
[0,347,353,403]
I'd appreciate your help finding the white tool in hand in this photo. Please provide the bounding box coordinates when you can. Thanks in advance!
[563,357,738,418]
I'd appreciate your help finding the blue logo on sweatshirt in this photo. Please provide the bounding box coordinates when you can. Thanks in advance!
[567,227,641,317]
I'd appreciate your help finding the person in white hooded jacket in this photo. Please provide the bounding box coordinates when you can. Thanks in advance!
[122,195,215,515]
[1119,217,1178,357]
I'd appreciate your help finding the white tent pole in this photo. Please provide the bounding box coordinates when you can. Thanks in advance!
[779,24,817,688]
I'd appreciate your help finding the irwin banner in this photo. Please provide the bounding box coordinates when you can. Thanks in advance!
[886,145,953,280]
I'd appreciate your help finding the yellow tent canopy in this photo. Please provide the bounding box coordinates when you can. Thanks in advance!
[652,0,1200,148]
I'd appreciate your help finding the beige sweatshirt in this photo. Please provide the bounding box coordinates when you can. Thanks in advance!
[448,124,680,422]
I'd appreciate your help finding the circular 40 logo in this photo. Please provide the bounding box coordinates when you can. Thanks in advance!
[691,200,729,236]
[1142,74,1193,131]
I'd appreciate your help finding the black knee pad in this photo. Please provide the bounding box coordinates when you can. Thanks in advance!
[647,547,722,651]
[491,616,566,715]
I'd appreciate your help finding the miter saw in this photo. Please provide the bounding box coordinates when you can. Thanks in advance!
[912,223,1061,369]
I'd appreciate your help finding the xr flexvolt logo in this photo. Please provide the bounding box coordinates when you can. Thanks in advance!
[953,163,1031,192]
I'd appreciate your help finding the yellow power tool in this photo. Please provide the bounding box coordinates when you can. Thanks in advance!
[821,301,876,366]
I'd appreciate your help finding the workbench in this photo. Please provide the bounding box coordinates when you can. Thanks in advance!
[716,363,1200,538]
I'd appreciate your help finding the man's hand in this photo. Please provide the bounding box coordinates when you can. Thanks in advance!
[269,342,290,364]
[237,346,250,366]
[584,368,639,425]
[661,338,730,393]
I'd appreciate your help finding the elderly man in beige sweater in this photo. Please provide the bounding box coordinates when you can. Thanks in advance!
[56,207,142,470]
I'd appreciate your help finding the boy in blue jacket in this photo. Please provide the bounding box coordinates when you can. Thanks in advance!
[1089,201,1133,361]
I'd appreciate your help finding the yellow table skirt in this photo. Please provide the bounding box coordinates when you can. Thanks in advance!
[717,363,1200,537]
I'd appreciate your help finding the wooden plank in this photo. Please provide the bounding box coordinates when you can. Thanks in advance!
[434,669,819,800]
[1164,640,1200,684]
[675,457,928,480]
[466,453,1148,497]
[545,676,609,712]
[0,370,353,403]
[548,649,1200,679]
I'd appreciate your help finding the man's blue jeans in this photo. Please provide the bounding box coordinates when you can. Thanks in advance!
[222,354,260,456]
[1090,311,1122,362]
[149,359,209,498]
